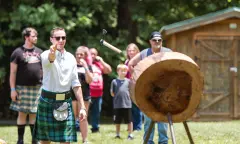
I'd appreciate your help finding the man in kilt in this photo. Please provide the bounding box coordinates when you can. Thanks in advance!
[33,27,87,144]
[10,27,43,144]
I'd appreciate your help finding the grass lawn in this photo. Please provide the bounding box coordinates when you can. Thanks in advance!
[0,120,240,144]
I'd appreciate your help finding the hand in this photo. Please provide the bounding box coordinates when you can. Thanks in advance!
[49,44,57,62]
[128,65,134,75]
[79,59,88,68]
[79,108,87,121]
[11,90,18,102]
[96,56,103,62]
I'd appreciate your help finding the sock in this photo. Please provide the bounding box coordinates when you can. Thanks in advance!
[17,124,26,141]
[116,133,120,136]
[29,124,35,136]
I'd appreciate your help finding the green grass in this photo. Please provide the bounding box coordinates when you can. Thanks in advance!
[1,120,240,144]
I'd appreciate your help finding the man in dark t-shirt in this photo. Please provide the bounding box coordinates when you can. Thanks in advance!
[9,27,42,144]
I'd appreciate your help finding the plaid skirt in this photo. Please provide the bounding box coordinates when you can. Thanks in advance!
[33,96,77,142]
[9,85,41,113]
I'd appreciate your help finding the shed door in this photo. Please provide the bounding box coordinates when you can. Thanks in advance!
[194,35,239,119]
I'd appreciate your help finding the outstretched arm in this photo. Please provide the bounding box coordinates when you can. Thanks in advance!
[128,53,141,74]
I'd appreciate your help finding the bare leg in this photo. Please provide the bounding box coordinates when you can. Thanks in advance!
[29,113,36,124]
[116,124,120,136]
[17,111,27,124]
[127,122,133,135]
[80,101,90,142]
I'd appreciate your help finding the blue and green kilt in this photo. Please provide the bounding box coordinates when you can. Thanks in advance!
[33,96,77,142]
[9,85,41,113]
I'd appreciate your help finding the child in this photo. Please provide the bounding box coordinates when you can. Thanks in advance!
[110,64,134,140]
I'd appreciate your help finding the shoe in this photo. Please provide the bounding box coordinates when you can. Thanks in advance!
[127,135,134,140]
[91,128,99,133]
[115,135,121,139]
[17,140,24,144]
[32,139,38,144]
[83,141,89,144]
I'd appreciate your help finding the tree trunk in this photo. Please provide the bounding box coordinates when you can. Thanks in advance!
[117,0,138,43]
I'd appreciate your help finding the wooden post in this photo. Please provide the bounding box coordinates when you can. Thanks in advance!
[183,121,194,144]
[233,39,238,118]
[171,34,177,51]
[143,121,155,144]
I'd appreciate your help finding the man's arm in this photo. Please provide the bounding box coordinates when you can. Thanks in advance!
[128,53,141,74]
[110,80,115,97]
[97,56,112,74]
[9,62,18,101]
[73,86,85,109]
[80,59,93,84]
[73,86,86,121]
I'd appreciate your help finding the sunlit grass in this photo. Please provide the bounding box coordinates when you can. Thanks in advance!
[0,120,240,144]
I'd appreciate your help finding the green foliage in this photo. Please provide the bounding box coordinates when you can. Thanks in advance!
[0,0,240,115]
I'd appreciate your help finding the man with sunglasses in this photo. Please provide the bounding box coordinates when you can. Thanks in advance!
[128,31,172,144]
[33,27,87,144]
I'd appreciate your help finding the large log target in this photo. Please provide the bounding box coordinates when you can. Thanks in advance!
[130,52,204,122]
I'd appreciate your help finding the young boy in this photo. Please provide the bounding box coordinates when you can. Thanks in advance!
[110,64,134,140]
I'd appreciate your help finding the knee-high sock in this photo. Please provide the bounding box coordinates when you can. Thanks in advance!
[29,124,34,136]
[17,124,26,141]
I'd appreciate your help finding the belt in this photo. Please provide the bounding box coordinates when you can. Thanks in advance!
[41,89,71,100]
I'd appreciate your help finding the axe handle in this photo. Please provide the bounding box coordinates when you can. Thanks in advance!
[100,39,122,53]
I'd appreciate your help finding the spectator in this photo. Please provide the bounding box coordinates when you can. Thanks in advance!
[125,43,142,131]
[73,46,93,143]
[89,48,112,133]
[128,31,172,144]
[9,27,42,144]
[110,64,133,140]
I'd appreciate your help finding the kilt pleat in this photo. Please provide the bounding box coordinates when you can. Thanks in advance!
[9,85,40,113]
[33,96,77,142]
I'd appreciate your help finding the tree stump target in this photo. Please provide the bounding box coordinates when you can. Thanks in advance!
[130,52,204,123]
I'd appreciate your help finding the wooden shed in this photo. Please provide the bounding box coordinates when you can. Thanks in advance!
[160,7,240,120]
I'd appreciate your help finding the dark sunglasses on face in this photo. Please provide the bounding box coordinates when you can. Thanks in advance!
[152,39,162,42]
[53,36,66,41]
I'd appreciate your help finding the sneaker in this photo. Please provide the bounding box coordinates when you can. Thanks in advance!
[83,141,89,144]
[127,135,134,140]
[115,135,121,139]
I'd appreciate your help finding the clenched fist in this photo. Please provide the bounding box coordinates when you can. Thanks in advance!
[49,44,57,62]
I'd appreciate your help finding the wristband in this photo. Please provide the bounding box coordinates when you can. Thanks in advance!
[11,88,16,92]
[84,67,89,71]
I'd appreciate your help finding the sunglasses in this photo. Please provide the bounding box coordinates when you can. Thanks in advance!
[152,39,162,42]
[53,36,66,41]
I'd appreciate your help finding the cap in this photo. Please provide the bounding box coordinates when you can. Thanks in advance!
[150,31,162,40]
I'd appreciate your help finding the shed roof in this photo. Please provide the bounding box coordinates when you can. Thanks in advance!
[160,7,240,36]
